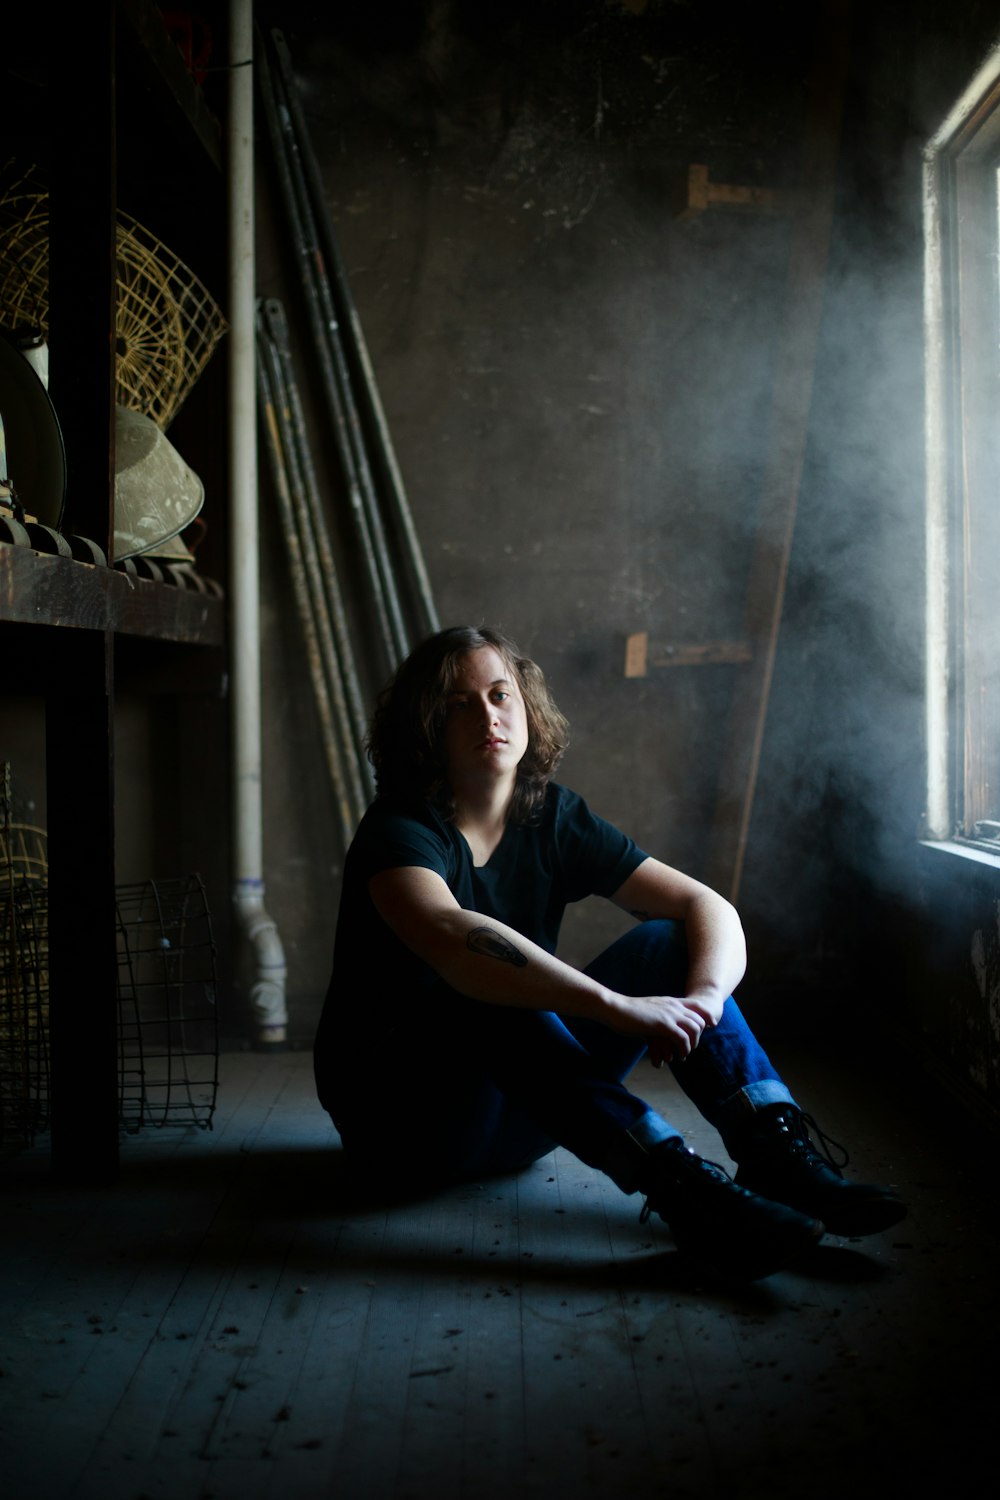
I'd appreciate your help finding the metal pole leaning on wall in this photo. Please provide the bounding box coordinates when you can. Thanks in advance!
[255,29,397,669]
[264,46,412,663]
[269,27,440,641]
[263,292,373,786]
[256,25,410,673]
[256,311,367,840]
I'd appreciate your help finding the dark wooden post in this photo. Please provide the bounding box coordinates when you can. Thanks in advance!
[45,9,120,1183]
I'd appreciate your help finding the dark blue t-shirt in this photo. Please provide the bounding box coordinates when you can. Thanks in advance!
[313,782,647,1104]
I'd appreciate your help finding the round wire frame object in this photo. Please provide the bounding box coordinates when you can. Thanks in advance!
[113,215,188,427]
[0,164,227,430]
[0,164,48,332]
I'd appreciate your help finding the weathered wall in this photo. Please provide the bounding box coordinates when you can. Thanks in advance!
[737,0,1000,1116]
[255,0,816,1036]
[250,0,1000,1123]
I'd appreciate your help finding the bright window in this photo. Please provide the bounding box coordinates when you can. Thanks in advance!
[924,38,1000,847]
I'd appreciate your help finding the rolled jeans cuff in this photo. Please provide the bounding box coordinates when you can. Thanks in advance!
[715,1079,797,1155]
[602,1109,682,1194]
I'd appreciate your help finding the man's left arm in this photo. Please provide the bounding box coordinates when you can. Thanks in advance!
[610,856,747,1028]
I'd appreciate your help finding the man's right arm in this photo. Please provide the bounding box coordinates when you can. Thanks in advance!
[369,865,706,1061]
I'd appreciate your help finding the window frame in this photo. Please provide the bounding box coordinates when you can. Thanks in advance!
[924,38,1000,849]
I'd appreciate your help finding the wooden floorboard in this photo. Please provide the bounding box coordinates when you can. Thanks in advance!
[1,1039,996,1499]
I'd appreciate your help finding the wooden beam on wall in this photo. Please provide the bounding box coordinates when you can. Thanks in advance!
[679,163,789,219]
[624,632,752,676]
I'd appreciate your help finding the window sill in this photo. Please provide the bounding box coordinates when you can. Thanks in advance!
[919,838,1000,874]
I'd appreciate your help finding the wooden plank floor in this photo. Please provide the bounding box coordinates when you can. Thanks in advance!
[1,1038,996,1499]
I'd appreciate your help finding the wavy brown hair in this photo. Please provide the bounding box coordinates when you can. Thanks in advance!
[367,626,569,823]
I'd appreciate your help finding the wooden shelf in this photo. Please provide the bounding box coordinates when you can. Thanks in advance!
[2,5,230,1187]
[0,544,224,644]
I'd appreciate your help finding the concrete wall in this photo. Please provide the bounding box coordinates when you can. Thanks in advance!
[255,0,818,1035]
[246,0,1000,1121]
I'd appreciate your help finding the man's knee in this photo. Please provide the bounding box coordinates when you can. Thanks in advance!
[583,918,690,996]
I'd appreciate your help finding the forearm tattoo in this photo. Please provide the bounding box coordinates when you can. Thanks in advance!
[467,925,528,968]
[629,908,653,922]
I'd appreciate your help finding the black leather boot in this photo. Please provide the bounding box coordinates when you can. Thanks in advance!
[733,1105,907,1236]
[637,1136,825,1281]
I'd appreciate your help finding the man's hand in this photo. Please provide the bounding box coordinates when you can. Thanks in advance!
[683,986,727,1031]
[604,992,708,1066]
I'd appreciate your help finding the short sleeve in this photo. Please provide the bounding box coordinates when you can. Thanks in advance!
[549,786,647,902]
[350,800,457,886]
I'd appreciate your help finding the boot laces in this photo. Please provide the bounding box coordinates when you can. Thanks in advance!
[786,1109,849,1171]
[638,1146,738,1224]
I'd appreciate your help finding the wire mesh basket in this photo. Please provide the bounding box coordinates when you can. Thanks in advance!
[116,875,219,1132]
[2,754,219,1143]
[0,160,228,430]
[0,767,50,1152]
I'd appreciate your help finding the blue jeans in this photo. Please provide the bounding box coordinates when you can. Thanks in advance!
[331,921,796,1191]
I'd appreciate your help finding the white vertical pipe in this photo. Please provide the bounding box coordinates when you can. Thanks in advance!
[229,0,288,1044]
